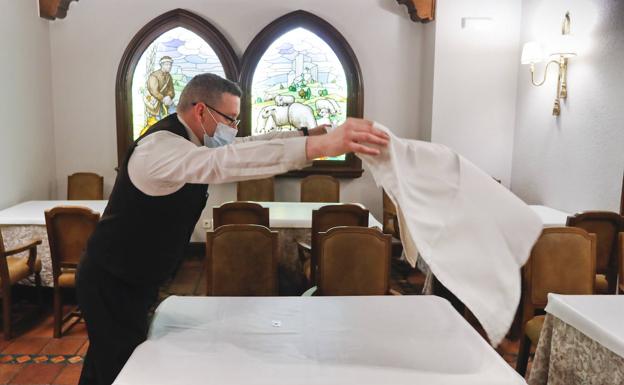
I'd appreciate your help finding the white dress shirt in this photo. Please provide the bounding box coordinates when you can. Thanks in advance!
[128,115,310,196]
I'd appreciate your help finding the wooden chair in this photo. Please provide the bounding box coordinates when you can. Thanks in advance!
[315,226,392,296]
[382,190,400,238]
[300,175,340,202]
[297,204,369,287]
[0,231,42,340]
[619,232,624,294]
[566,211,623,294]
[205,224,278,296]
[237,177,275,202]
[212,202,269,229]
[382,189,405,258]
[45,206,100,338]
[516,227,596,376]
[67,172,104,200]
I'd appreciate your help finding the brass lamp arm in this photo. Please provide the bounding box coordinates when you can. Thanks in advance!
[530,59,561,87]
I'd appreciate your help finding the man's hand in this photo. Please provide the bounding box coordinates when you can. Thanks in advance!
[305,118,389,160]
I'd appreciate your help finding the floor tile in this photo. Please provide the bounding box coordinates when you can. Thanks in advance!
[0,340,10,353]
[76,341,89,356]
[53,363,83,385]
[41,338,85,356]
[10,363,64,385]
[1,337,49,355]
[23,314,55,338]
[0,363,23,385]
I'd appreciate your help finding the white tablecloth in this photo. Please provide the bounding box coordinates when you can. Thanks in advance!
[114,296,525,385]
[0,200,107,225]
[545,294,624,358]
[529,205,569,227]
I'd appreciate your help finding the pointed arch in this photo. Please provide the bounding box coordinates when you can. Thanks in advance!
[241,11,364,178]
[115,9,239,166]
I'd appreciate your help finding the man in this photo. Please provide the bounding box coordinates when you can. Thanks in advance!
[76,73,389,385]
[142,56,175,133]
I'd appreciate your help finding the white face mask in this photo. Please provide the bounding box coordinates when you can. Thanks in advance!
[201,110,238,148]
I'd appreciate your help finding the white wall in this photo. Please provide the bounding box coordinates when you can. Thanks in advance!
[511,0,624,213]
[48,0,426,220]
[430,0,522,186]
[0,0,56,209]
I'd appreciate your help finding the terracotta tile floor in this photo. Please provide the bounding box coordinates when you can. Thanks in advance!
[1,256,532,384]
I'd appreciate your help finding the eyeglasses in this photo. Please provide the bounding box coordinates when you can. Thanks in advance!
[193,102,240,128]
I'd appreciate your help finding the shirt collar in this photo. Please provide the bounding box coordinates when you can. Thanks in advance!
[177,114,202,146]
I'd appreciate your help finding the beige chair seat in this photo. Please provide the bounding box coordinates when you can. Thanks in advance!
[1,256,42,285]
[58,269,76,288]
[525,315,545,344]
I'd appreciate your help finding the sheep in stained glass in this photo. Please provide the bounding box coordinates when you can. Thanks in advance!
[257,103,317,133]
[315,98,341,116]
[275,94,295,106]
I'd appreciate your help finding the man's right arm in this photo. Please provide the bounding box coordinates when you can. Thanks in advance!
[128,119,389,197]
[128,131,311,196]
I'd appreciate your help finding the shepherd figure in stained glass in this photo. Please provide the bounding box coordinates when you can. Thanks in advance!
[143,56,175,133]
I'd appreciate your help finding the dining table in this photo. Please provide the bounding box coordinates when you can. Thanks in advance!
[113,295,527,385]
[0,200,381,289]
[528,294,624,385]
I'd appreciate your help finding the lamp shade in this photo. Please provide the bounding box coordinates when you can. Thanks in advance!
[521,41,545,64]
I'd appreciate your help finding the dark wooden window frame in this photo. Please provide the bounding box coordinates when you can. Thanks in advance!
[240,10,364,178]
[115,9,239,167]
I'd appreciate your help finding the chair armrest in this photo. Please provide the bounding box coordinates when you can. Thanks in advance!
[2,239,42,257]
[301,286,317,296]
[388,288,403,296]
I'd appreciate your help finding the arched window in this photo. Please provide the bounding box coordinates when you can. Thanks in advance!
[241,11,364,178]
[115,9,238,166]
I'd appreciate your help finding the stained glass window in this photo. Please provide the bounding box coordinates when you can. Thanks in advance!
[251,27,348,161]
[131,27,226,139]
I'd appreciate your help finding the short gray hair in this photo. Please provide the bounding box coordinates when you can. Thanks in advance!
[177,73,242,112]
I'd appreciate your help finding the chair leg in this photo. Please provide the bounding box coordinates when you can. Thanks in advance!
[607,271,618,294]
[53,286,62,338]
[516,334,532,377]
[2,285,11,340]
[35,273,43,308]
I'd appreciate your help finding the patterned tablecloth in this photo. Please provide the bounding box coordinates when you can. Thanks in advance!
[529,294,624,385]
[528,314,624,385]
[1,224,53,286]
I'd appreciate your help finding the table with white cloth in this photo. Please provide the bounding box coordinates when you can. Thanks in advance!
[113,295,526,385]
[0,200,108,286]
[0,200,381,289]
[528,294,624,385]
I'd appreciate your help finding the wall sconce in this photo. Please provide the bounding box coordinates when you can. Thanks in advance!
[521,12,578,116]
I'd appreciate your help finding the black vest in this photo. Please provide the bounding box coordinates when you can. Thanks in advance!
[86,114,208,285]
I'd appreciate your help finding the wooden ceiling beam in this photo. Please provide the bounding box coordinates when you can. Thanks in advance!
[39,0,78,20]
[396,0,436,23]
